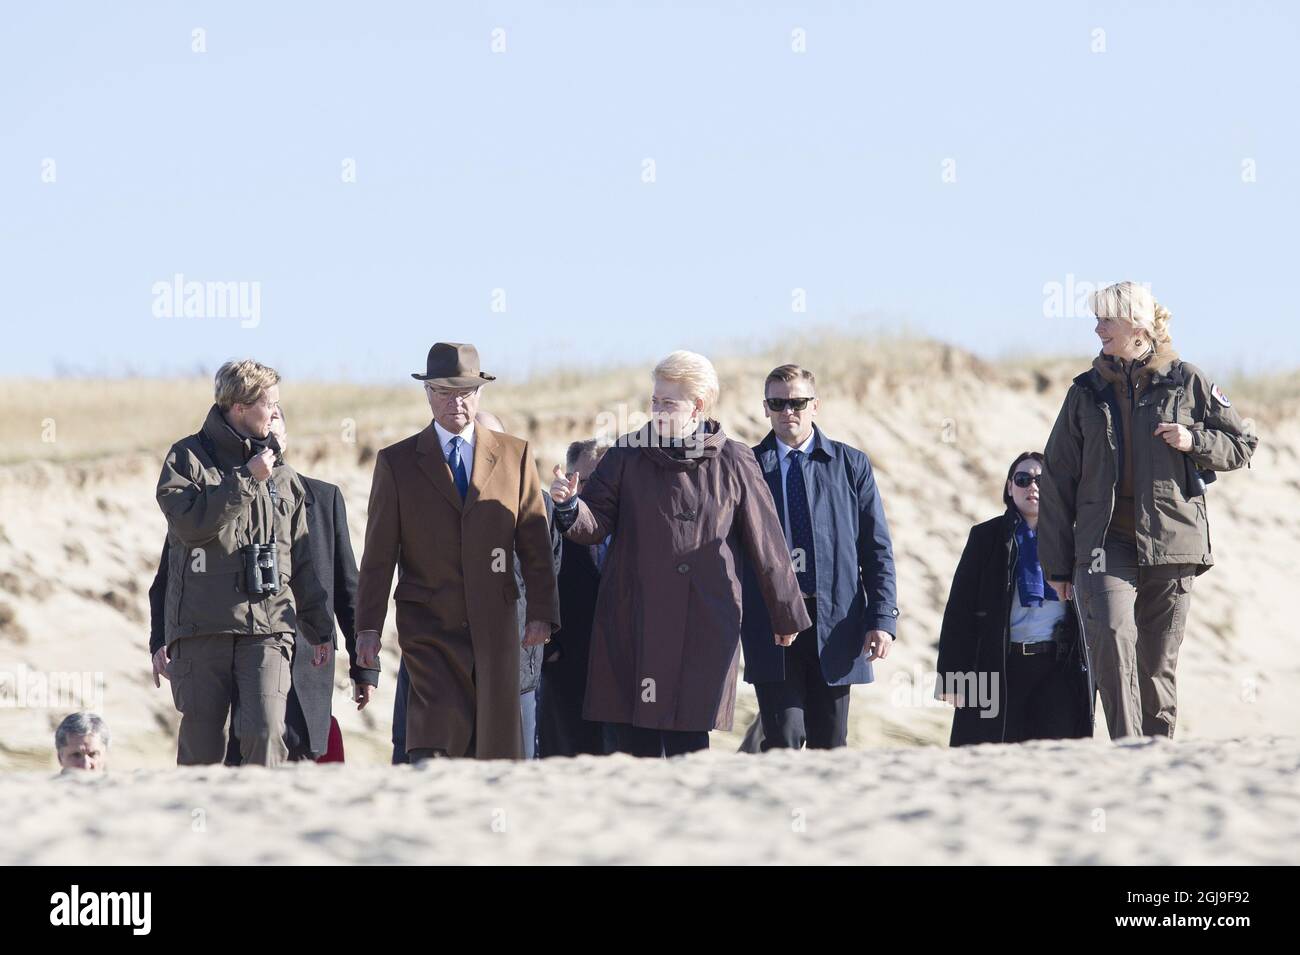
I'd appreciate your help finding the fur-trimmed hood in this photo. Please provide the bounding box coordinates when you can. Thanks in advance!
[1091,343,1181,386]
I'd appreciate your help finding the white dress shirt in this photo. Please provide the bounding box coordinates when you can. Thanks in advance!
[775,431,816,551]
[433,419,476,482]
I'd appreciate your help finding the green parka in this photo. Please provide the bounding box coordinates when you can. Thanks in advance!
[155,405,332,646]
[1040,348,1258,581]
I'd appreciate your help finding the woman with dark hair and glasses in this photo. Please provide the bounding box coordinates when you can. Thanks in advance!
[934,452,1093,746]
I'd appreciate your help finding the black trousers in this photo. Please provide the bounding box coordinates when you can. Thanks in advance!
[537,670,608,757]
[611,722,709,758]
[754,601,851,750]
[1003,647,1083,743]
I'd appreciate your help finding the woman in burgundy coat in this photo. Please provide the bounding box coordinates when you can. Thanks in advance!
[550,350,810,757]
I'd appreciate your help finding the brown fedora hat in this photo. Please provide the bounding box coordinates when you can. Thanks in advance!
[411,342,497,388]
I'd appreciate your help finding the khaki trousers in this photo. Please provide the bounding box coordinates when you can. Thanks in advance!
[168,633,294,766]
[1074,539,1195,739]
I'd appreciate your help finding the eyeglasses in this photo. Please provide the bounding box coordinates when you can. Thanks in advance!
[426,385,480,402]
[1012,472,1041,488]
[765,397,814,412]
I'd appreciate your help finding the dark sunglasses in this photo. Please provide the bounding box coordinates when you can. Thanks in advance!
[1012,472,1041,488]
[765,397,815,412]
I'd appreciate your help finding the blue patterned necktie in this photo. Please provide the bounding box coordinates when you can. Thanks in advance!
[447,435,469,501]
[785,449,817,595]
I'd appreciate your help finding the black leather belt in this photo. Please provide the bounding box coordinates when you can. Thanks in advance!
[1010,640,1056,656]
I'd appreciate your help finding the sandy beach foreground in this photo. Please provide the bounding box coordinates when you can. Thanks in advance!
[6,736,1297,866]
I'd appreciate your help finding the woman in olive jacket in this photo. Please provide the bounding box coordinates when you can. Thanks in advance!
[937,452,1093,746]
[1039,282,1257,739]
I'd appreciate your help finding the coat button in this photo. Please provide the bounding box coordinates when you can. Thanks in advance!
[461,620,469,629]
[677,562,690,574]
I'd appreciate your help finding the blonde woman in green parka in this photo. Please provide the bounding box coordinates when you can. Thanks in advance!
[1039,282,1258,739]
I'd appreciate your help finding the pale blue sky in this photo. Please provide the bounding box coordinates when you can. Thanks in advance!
[2,1,1296,381]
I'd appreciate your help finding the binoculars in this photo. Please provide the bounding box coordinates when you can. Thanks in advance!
[1185,455,1217,498]
[242,542,280,596]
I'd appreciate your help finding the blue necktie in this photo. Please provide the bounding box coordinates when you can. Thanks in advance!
[447,436,469,501]
[785,449,817,595]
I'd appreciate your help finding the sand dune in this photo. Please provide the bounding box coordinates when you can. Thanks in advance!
[1,336,1296,775]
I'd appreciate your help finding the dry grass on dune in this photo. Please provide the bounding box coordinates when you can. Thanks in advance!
[0,379,420,466]
[2,330,1289,466]
[0,332,1066,465]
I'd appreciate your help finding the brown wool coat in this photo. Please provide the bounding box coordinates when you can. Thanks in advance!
[355,424,559,759]
[560,421,811,733]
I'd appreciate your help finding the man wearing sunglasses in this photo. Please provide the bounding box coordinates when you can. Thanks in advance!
[739,364,899,750]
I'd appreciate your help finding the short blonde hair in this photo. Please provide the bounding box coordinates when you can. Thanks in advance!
[653,350,720,416]
[214,359,280,410]
[1091,281,1173,350]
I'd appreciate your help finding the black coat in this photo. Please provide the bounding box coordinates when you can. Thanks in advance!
[149,474,375,758]
[548,539,602,700]
[936,509,1093,746]
[538,536,608,756]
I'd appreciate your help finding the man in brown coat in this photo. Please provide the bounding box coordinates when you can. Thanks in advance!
[355,343,559,760]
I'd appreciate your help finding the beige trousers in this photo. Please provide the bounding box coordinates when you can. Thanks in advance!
[1074,539,1196,739]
